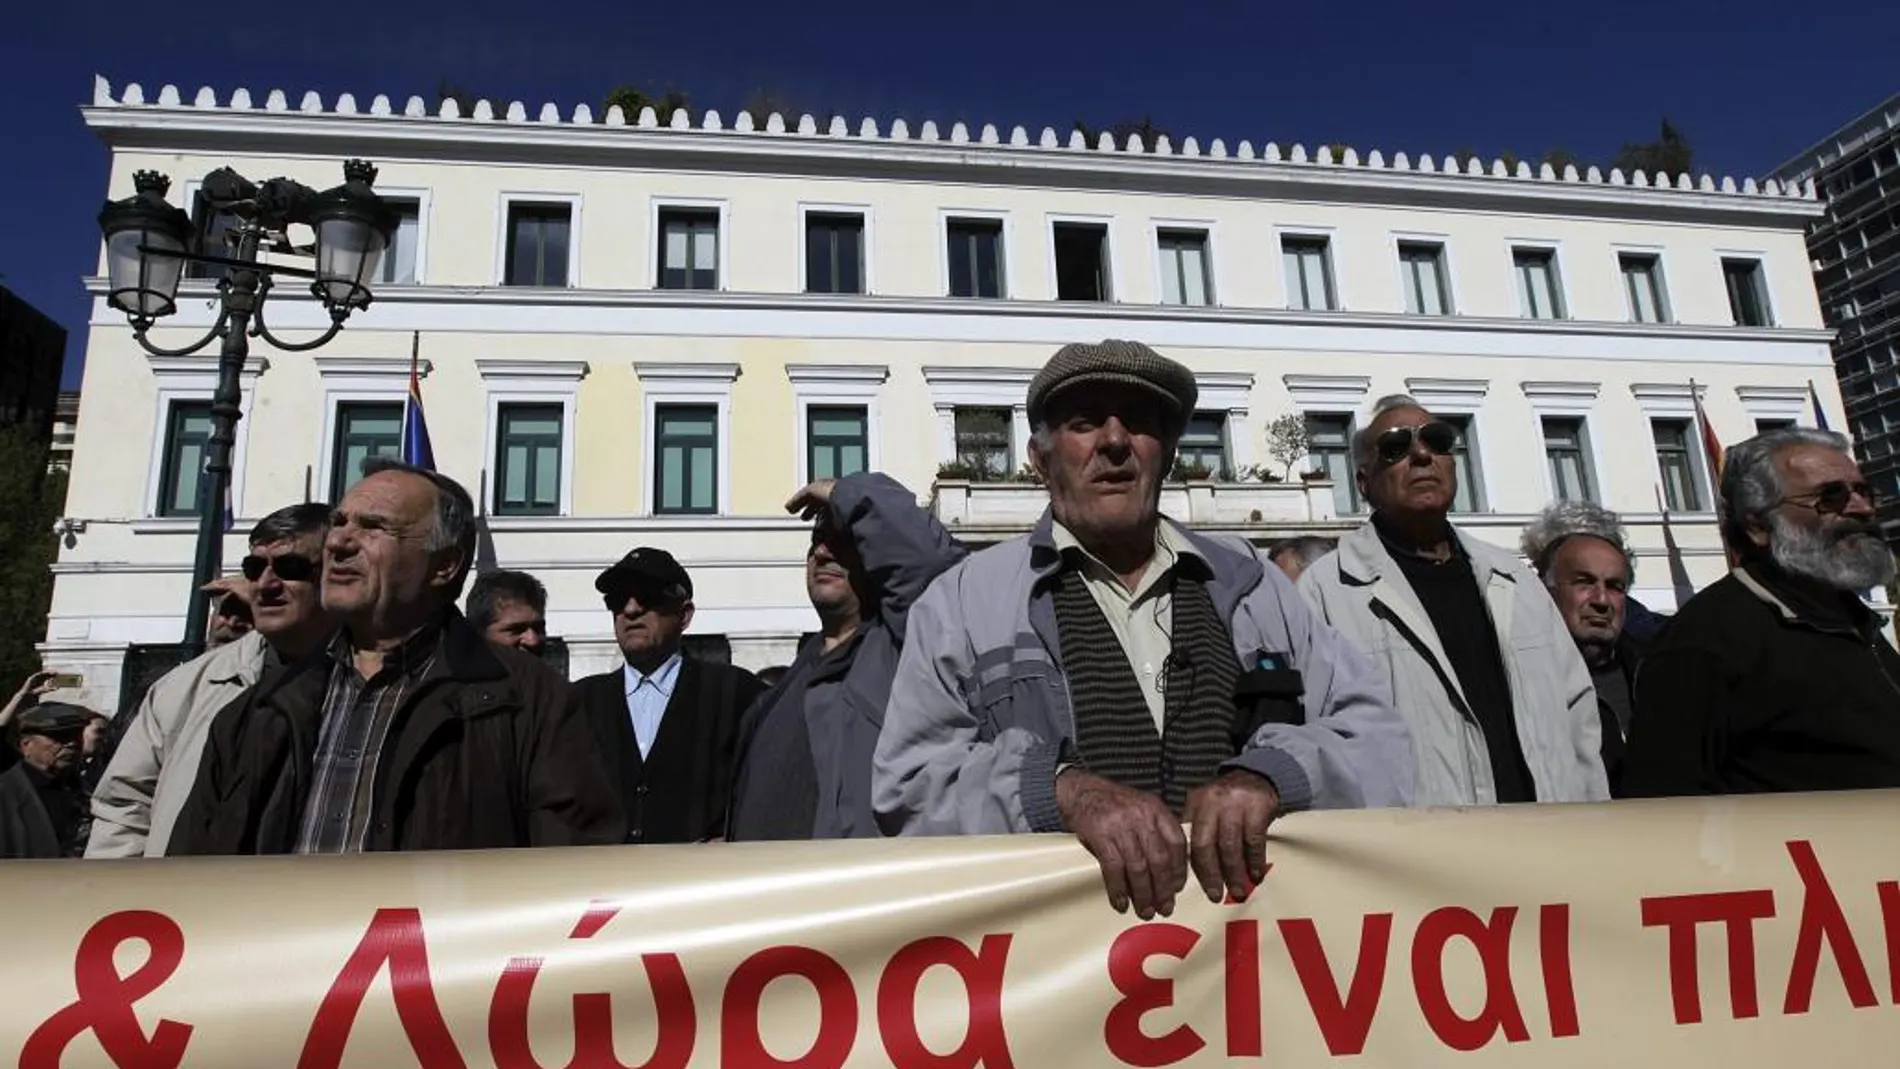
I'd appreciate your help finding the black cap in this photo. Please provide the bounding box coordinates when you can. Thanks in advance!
[16,702,95,737]
[595,547,693,604]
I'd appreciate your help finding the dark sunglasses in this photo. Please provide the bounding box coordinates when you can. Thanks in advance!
[241,553,319,583]
[1374,421,1460,465]
[1782,480,1877,515]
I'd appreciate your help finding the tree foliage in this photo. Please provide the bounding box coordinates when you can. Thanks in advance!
[1263,412,1312,479]
[603,85,691,126]
[1611,119,1694,179]
[1073,116,1172,151]
[0,425,61,690]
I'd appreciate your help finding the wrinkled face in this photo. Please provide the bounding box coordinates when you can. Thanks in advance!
[806,526,863,620]
[324,472,457,626]
[1358,406,1458,521]
[1546,536,1629,650]
[209,597,253,645]
[19,729,79,775]
[483,598,547,654]
[611,590,693,664]
[248,533,327,642]
[1756,444,1893,591]
[1031,384,1174,547]
[81,717,107,759]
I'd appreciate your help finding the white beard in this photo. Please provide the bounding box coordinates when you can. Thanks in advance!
[1768,512,1896,591]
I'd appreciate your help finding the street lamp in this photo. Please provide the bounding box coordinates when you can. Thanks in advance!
[97,159,397,654]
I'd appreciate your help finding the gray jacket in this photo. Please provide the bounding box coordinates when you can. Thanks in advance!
[874,513,1414,835]
[1297,522,1608,806]
[728,473,967,839]
[87,631,271,857]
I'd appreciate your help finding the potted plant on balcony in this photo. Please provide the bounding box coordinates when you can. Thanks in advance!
[1262,412,1312,482]
[1170,459,1215,482]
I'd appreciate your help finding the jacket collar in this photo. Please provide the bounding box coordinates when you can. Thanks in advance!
[203,630,273,688]
[1732,562,1880,639]
[254,607,508,713]
[1026,507,1256,599]
[1335,515,1520,587]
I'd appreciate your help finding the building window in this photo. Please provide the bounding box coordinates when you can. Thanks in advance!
[1652,419,1705,511]
[1305,412,1360,514]
[1156,229,1212,307]
[1177,413,1229,478]
[659,208,720,291]
[378,199,422,285]
[1618,253,1667,324]
[953,406,1012,479]
[504,203,571,287]
[1542,417,1596,503]
[330,402,404,501]
[156,400,212,517]
[807,405,869,481]
[494,404,562,516]
[187,190,239,281]
[1441,414,1482,512]
[946,219,1005,298]
[805,213,864,295]
[1282,236,1336,311]
[1398,242,1450,315]
[1756,418,1796,434]
[1723,259,1772,326]
[1052,222,1110,301]
[654,404,718,515]
[1513,248,1564,319]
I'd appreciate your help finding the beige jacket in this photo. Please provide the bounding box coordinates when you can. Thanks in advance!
[1298,522,1608,806]
[85,631,270,857]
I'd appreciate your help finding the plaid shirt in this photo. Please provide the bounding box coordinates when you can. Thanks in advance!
[294,623,442,854]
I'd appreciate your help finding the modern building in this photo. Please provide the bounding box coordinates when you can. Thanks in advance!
[1769,92,1900,540]
[0,286,67,444]
[47,76,1843,709]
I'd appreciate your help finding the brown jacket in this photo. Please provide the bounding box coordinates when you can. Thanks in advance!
[169,610,626,854]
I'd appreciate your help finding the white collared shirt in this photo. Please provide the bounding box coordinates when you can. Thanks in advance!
[1051,520,1200,730]
[623,653,683,759]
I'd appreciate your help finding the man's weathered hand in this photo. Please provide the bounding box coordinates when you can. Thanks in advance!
[1057,769,1187,919]
[1182,770,1281,903]
[200,575,253,607]
[785,480,838,522]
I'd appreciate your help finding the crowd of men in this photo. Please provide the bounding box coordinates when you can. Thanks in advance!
[4,339,1896,917]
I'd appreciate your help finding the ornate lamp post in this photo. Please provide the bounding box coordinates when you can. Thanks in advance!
[97,160,396,653]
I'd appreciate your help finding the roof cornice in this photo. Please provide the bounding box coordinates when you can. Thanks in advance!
[83,77,1821,229]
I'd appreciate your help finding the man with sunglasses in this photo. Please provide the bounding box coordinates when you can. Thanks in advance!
[1624,427,1900,796]
[576,547,764,843]
[87,503,338,857]
[727,474,966,841]
[1300,395,1608,806]
[1,703,94,857]
[877,340,1411,922]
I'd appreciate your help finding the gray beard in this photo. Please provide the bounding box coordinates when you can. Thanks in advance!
[1768,512,1896,591]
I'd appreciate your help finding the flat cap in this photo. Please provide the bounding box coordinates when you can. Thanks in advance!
[15,702,96,736]
[595,546,693,603]
[1026,339,1198,427]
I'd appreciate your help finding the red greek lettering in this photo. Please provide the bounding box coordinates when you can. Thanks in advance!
[298,908,466,1069]
[1103,924,1205,1068]
[722,946,857,1069]
[1539,904,1580,1039]
[1879,880,1900,1005]
[487,901,696,1069]
[1782,840,1879,1013]
[1224,920,1262,1058]
[875,935,1015,1069]
[1640,889,1777,1024]
[1278,914,1392,1057]
[1410,906,1530,1052]
[20,910,194,1069]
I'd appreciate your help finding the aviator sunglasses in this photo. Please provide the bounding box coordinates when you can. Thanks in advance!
[1373,421,1460,465]
[241,552,319,582]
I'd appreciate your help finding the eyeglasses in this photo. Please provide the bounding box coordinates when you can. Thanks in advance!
[1373,421,1460,466]
[241,553,319,583]
[1780,480,1877,515]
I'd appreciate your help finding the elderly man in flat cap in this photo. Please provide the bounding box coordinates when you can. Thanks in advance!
[875,339,1412,920]
[1,702,96,858]
[574,547,764,843]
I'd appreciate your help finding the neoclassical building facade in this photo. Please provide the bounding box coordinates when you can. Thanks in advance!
[47,76,1843,706]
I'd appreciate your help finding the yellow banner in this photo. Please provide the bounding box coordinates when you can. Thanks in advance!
[4,792,1898,1067]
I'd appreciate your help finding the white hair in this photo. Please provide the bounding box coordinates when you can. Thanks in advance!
[1520,500,1633,583]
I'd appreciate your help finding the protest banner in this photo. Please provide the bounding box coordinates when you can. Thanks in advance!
[3,790,1896,1067]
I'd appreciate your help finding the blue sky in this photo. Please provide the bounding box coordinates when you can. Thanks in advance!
[5,0,1897,390]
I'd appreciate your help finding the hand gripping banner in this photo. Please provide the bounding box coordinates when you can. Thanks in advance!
[4,791,1897,1068]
